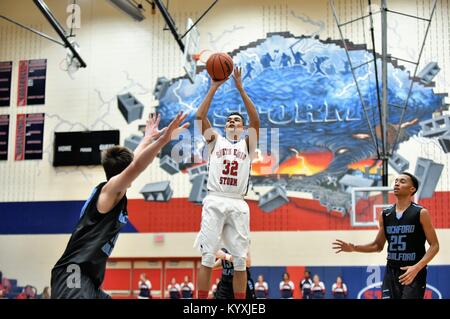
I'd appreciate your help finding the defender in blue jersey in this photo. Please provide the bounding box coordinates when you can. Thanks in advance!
[333,172,439,299]
[50,112,189,299]
[213,248,255,299]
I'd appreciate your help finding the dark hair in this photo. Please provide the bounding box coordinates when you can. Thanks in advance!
[227,112,246,125]
[101,146,134,180]
[400,171,419,195]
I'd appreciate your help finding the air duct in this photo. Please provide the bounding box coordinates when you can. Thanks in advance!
[108,0,145,21]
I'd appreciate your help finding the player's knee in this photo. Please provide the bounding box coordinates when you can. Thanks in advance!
[233,256,246,271]
[201,253,216,268]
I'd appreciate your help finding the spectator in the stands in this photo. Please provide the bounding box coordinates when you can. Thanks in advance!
[310,274,326,299]
[38,286,51,299]
[137,273,152,299]
[331,276,348,299]
[180,275,195,299]
[167,277,181,299]
[255,275,269,299]
[279,272,295,299]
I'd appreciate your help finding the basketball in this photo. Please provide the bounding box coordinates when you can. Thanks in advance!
[206,53,234,81]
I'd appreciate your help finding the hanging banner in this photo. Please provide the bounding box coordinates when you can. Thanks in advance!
[0,61,13,107]
[0,115,9,160]
[17,59,47,106]
[15,113,45,161]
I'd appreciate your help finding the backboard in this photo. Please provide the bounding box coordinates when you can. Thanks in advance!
[351,186,394,227]
[183,18,200,84]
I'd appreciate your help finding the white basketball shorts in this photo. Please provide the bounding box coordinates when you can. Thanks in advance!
[194,193,250,258]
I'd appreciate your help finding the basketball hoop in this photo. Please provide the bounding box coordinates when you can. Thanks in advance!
[192,49,213,64]
[63,39,81,78]
[183,18,199,83]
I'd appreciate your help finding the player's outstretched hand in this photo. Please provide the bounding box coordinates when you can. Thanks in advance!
[232,66,243,90]
[158,111,190,144]
[145,113,166,141]
[216,249,233,262]
[332,239,355,253]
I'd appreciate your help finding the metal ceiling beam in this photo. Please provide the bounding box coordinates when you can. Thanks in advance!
[33,0,87,68]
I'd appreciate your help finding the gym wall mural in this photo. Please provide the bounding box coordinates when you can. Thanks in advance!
[126,32,448,231]
[1,33,448,234]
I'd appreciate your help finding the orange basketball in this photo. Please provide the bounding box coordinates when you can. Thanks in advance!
[206,52,234,81]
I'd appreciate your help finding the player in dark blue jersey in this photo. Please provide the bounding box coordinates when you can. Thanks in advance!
[50,112,189,299]
[333,172,439,299]
[213,248,255,299]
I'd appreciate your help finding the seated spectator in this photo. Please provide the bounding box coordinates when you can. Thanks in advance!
[310,274,326,299]
[255,275,269,299]
[38,286,51,299]
[279,272,294,299]
[300,270,313,299]
[180,275,195,299]
[137,273,152,299]
[167,277,181,299]
[332,276,348,299]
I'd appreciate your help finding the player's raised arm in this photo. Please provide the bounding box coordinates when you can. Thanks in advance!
[98,112,189,213]
[133,113,167,158]
[233,67,260,155]
[196,78,227,143]
[333,214,386,253]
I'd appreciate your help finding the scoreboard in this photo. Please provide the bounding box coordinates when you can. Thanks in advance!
[53,130,120,166]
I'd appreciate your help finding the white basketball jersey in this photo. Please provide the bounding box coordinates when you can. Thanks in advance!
[207,134,250,196]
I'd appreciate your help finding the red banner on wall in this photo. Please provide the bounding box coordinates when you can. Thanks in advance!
[17,59,47,107]
[15,113,45,161]
[15,114,26,160]
[17,61,28,107]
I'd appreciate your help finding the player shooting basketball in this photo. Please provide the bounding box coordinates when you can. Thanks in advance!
[194,66,260,299]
